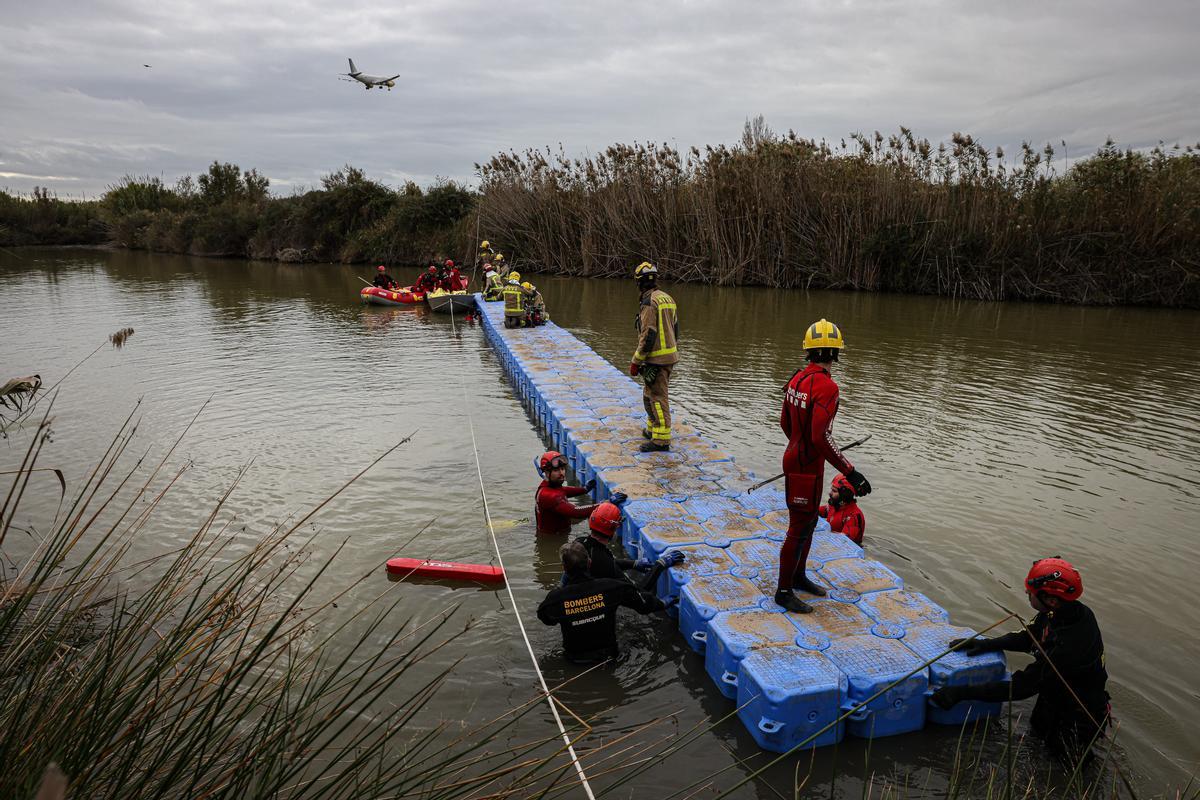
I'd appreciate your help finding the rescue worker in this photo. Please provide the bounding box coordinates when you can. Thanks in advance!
[578,501,684,589]
[523,281,548,326]
[537,540,671,664]
[482,261,504,301]
[440,260,464,291]
[535,450,598,535]
[776,319,871,614]
[628,262,679,453]
[372,264,398,290]
[932,558,1110,765]
[502,270,535,329]
[493,252,508,280]
[819,474,866,546]
[479,239,494,266]
[414,265,439,294]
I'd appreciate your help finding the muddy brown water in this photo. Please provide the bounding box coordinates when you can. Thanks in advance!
[2,249,1198,796]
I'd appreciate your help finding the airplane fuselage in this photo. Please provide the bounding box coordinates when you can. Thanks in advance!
[345,59,399,91]
[351,73,396,90]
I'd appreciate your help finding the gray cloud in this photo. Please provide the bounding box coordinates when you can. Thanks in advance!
[1,0,1196,197]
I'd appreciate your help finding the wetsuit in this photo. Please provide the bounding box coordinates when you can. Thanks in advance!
[415,272,438,293]
[819,500,865,545]
[373,273,398,289]
[576,535,668,591]
[952,602,1110,762]
[535,480,598,535]
[778,363,854,589]
[537,572,666,663]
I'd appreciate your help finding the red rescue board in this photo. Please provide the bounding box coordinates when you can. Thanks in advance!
[386,557,506,583]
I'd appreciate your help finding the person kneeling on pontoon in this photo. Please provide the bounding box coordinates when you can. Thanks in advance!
[522,281,548,326]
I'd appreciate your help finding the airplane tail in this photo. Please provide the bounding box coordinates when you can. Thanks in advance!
[348,58,359,75]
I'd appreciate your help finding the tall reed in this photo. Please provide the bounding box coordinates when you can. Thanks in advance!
[0,399,675,798]
[476,121,1200,307]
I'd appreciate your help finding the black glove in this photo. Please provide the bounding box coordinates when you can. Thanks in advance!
[949,637,993,657]
[609,492,628,505]
[656,550,685,569]
[845,470,872,496]
[930,685,968,711]
[584,479,597,492]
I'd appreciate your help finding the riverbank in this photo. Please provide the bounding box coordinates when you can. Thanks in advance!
[4,127,1197,307]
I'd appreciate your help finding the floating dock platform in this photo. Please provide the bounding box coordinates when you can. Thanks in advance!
[473,296,1005,751]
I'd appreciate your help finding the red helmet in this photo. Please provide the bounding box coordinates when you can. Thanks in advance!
[539,450,567,473]
[589,502,622,540]
[427,266,437,273]
[1025,557,1083,601]
[444,259,455,268]
[376,265,386,272]
[831,474,855,497]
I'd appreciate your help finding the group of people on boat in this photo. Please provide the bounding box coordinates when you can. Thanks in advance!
[525,259,1109,768]
[370,259,468,295]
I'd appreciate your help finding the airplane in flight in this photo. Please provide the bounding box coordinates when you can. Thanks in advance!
[342,59,400,90]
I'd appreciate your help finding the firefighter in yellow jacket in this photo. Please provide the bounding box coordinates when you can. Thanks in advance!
[629,262,679,452]
[502,271,536,328]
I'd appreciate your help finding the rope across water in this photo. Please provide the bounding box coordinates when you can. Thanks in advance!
[446,298,597,799]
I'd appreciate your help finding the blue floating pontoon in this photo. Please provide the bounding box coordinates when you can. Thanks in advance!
[471,294,1005,750]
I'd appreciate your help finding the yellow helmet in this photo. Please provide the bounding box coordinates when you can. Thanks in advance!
[508,271,521,282]
[802,319,845,350]
[634,261,657,279]
[481,240,490,249]
[521,281,534,290]
[494,253,504,262]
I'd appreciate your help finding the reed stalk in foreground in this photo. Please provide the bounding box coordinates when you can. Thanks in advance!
[0,400,681,799]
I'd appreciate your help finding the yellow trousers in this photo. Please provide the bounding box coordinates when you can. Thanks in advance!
[641,364,673,445]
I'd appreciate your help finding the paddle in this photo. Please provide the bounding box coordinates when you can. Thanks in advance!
[745,433,873,493]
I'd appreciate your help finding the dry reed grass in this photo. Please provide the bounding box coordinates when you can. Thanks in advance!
[476,120,1199,307]
[0,395,690,799]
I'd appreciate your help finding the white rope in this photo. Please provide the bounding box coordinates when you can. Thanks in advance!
[447,297,598,799]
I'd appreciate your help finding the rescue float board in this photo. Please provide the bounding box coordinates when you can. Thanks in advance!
[386,557,505,583]
[472,294,1007,751]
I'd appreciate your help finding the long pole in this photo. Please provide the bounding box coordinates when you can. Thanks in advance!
[745,433,872,493]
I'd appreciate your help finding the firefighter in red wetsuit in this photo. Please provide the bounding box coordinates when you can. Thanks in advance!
[535,451,599,535]
[415,265,439,294]
[776,319,872,613]
[819,474,866,546]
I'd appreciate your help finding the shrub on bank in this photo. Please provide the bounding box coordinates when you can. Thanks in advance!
[0,187,106,246]
[76,163,477,264]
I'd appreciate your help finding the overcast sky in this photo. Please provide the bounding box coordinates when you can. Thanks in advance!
[1,0,1197,198]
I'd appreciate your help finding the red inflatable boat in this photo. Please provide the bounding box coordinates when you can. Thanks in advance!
[361,285,424,306]
[386,557,506,583]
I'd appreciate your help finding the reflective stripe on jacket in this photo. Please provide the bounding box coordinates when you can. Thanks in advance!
[503,281,530,316]
[633,288,679,365]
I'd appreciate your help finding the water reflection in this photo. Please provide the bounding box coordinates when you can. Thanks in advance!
[2,248,1198,795]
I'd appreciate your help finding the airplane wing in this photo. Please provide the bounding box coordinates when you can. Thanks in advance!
[381,74,400,83]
